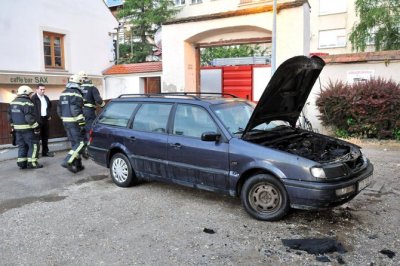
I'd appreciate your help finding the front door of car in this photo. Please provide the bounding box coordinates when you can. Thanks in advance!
[126,103,173,180]
[167,104,230,192]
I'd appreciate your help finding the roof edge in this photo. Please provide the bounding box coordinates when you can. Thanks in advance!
[164,0,309,25]
[321,50,400,64]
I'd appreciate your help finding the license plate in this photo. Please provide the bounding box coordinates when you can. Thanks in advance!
[358,175,372,192]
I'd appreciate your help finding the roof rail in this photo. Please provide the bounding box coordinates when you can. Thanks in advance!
[117,92,238,100]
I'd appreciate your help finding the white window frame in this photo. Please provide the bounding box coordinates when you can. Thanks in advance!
[318,29,347,49]
[319,0,347,15]
[174,0,185,5]
[191,0,203,4]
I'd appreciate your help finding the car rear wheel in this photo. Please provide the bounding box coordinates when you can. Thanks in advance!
[241,174,290,221]
[110,153,137,187]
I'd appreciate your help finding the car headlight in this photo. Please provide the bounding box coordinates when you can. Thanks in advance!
[311,163,349,180]
[311,167,326,179]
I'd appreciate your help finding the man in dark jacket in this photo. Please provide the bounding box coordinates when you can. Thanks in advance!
[78,71,105,158]
[8,85,43,169]
[57,74,86,173]
[31,83,54,157]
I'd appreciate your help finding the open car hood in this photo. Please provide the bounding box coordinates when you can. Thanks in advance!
[242,55,325,138]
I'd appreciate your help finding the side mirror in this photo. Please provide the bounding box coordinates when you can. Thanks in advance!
[201,131,221,142]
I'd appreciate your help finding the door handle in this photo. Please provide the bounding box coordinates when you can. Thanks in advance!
[170,143,182,149]
[129,136,136,141]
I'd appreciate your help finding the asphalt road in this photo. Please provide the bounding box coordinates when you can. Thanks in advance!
[0,143,399,265]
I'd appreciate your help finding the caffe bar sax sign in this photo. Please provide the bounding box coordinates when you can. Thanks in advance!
[1,74,68,85]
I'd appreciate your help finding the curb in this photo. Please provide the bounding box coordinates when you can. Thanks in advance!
[0,137,70,162]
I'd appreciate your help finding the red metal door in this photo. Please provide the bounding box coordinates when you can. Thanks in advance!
[222,66,252,101]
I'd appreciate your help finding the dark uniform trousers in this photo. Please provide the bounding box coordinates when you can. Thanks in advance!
[16,130,39,168]
[62,123,85,165]
[83,107,96,142]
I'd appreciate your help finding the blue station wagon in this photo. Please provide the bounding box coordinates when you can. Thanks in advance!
[88,56,373,221]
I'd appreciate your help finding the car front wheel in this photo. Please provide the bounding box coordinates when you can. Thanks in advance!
[241,174,290,221]
[110,153,137,187]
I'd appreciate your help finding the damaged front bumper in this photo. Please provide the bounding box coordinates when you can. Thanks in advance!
[283,163,374,210]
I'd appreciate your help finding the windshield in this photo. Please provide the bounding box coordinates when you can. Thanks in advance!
[212,101,289,136]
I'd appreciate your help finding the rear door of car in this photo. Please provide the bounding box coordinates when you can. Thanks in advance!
[89,101,139,166]
[127,102,173,180]
[167,104,230,192]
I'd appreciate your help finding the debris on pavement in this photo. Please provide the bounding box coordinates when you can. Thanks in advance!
[282,238,346,254]
[380,249,396,258]
[203,228,215,234]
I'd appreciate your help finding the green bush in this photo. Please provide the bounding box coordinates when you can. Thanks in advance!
[316,78,400,139]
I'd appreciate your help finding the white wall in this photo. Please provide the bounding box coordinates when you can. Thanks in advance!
[104,72,163,99]
[307,60,400,134]
[253,66,271,101]
[0,0,117,75]
[200,69,222,93]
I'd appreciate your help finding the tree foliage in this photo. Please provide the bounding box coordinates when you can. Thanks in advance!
[350,0,400,52]
[117,0,177,63]
[200,45,270,66]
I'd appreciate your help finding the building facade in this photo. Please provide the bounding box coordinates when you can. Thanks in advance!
[0,0,118,103]
[162,0,311,92]
[309,0,363,55]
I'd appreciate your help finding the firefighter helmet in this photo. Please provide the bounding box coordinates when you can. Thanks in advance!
[78,71,88,79]
[17,85,33,95]
[69,74,82,84]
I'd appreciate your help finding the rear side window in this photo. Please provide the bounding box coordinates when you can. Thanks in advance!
[173,104,218,138]
[132,103,172,133]
[97,102,137,127]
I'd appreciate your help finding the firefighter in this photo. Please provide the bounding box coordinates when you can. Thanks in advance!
[78,71,105,158]
[57,74,86,173]
[8,85,43,169]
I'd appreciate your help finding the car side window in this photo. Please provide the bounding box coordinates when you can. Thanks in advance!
[97,102,137,127]
[173,105,218,138]
[132,103,172,133]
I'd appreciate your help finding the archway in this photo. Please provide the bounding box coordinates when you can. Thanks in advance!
[184,26,272,92]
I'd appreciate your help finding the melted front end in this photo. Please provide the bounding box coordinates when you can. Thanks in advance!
[245,126,362,167]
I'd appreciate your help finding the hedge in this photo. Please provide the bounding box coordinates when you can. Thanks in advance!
[316,78,400,139]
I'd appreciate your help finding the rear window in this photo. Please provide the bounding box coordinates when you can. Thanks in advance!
[97,102,138,127]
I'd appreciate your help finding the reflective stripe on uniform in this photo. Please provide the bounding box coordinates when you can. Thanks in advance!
[67,141,85,164]
[17,158,28,162]
[61,92,83,98]
[14,124,35,130]
[84,103,95,108]
[10,101,34,106]
[28,144,38,164]
[61,114,85,122]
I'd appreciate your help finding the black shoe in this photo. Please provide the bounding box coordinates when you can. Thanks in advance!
[68,164,78,174]
[42,152,55,157]
[18,162,27,169]
[74,159,85,172]
[27,163,43,169]
[82,149,89,159]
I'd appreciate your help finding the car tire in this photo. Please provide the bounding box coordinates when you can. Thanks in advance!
[241,174,290,221]
[110,153,137,187]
